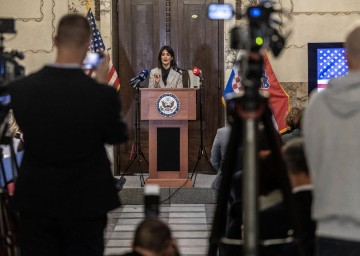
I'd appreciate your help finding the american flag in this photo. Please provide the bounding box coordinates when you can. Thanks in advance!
[317,48,348,91]
[86,9,120,91]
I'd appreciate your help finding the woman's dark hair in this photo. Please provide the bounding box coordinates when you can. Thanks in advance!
[157,45,177,68]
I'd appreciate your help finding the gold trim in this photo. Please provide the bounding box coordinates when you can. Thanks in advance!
[23,0,55,54]
[289,0,360,16]
[15,0,44,22]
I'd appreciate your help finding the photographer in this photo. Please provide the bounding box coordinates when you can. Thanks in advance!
[9,13,128,256]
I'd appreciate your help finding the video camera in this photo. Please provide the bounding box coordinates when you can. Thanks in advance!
[208,1,289,57]
[0,18,25,87]
[0,18,25,140]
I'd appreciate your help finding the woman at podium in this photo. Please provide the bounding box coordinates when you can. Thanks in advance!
[148,45,183,88]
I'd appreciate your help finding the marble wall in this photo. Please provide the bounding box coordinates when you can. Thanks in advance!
[0,0,113,74]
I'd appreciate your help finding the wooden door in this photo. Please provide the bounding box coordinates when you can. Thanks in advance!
[116,0,224,175]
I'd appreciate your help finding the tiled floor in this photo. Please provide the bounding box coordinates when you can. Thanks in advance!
[104,204,216,256]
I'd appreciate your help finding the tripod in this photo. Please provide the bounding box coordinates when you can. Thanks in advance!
[121,85,148,187]
[190,77,216,187]
[0,128,21,256]
[207,55,305,256]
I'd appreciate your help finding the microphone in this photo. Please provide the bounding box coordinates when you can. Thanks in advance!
[192,66,205,82]
[173,66,186,74]
[129,69,149,87]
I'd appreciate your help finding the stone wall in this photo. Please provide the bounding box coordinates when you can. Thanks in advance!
[0,0,113,74]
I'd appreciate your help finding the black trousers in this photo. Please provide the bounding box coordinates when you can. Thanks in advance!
[18,212,107,256]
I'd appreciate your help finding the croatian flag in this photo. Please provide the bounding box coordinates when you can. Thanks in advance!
[317,48,348,91]
[222,61,242,105]
[223,53,289,133]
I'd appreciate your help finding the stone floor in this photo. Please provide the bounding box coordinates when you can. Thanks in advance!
[104,204,216,256]
[104,174,218,256]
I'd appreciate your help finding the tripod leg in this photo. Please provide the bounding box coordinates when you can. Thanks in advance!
[136,157,145,187]
[138,148,149,165]
[200,145,217,173]
[190,147,202,186]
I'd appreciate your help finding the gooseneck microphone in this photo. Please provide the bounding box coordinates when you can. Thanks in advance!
[173,66,186,74]
[129,69,149,87]
[192,66,205,82]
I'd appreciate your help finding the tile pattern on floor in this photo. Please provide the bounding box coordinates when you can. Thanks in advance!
[105,204,216,256]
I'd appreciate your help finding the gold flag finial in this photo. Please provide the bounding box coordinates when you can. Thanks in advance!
[87,0,91,12]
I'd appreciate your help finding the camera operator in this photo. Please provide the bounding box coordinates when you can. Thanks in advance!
[8,13,128,256]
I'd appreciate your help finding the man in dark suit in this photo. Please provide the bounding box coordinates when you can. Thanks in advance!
[9,13,128,256]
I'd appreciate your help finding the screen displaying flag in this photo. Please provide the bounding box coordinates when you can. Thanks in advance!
[317,48,348,92]
[223,53,289,133]
[86,9,120,91]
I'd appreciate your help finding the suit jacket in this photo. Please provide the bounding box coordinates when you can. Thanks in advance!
[210,126,243,191]
[9,65,128,218]
[148,67,183,88]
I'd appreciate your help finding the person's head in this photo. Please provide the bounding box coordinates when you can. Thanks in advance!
[282,137,311,188]
[157,46,177,69]
[345,21,360,70]
[53,14,91,62]
[133,219,178,256]
[285,107,303,130]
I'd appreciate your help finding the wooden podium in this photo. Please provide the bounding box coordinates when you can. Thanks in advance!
[140,88,197,187]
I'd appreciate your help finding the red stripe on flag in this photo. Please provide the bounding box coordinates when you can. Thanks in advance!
[317,84,327,88]
[107,66,115,82]
[261,53,289,133]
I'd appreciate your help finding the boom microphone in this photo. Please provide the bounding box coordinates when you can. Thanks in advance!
[192,66,205,81]
[129,69,149,87]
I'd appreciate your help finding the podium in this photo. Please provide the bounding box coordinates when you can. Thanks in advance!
[140,88,197,187]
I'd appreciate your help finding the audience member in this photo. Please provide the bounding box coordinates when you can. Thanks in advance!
[121,219,179,256]
[281,107,303,143]
[224,127,290,256]
[303,21,360,255]
[210,125,231,191]
[283,138,316,256]
[210,114,243,192]
[9,13,128,256]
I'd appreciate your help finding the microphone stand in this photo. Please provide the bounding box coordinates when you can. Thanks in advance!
[190,76,216,187]
[121,81,148,187]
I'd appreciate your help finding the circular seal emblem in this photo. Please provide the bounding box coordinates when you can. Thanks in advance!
[156,93,180,117]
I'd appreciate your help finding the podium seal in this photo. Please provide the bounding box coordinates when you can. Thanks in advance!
[156,93,180,117]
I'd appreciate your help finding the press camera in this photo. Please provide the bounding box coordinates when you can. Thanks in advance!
[0,18,24,131]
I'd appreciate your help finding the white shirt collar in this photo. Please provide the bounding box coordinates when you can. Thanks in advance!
[292,184,313,193]
[47,63,81,69]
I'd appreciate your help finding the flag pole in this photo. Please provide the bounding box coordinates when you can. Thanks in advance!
[87,0,91,12]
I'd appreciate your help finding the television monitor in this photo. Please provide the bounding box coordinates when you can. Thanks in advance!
[308,42,348,95]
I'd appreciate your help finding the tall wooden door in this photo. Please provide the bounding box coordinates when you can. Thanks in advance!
[116,0,224,175]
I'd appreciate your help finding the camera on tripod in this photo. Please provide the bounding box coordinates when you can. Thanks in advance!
[0,18,25,139]
[0,18,24,87]
[208,1,288,57]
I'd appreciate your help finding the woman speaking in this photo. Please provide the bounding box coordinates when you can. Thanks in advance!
[148,45,183,88]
